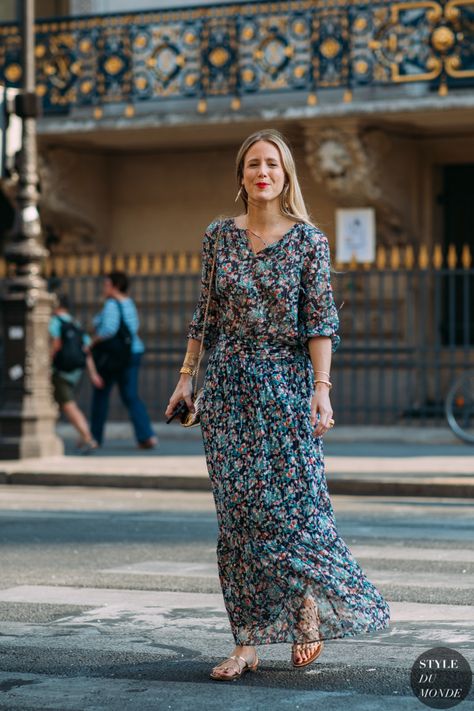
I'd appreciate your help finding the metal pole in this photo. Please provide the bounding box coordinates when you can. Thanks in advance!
[0,0,63,458]
[6,0,47,292]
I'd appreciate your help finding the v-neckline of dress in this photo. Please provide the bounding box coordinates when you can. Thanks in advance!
[232,218,300,257]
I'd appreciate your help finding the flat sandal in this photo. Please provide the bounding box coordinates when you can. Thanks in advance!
[210,654,259,681]
[292,640,324,668]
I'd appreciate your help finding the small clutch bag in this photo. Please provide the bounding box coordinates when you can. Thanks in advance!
[180,388,205,428]
[165,390,204,428]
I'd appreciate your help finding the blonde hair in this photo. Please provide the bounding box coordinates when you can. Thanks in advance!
[235,128,314,225]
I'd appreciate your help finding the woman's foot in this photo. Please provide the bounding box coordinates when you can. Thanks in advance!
[292,596,324,667]
[138,436,158,449]
[292,639,324,667]
[210,645,258,681]
[75,438,98,455]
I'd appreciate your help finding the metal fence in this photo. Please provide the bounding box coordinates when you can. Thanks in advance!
[1,245,473,426]
[331,253,473,425]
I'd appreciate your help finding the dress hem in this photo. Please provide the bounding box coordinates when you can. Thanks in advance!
[233,617,390,646]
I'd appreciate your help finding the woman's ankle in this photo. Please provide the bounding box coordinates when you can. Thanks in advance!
[234,644,256,658]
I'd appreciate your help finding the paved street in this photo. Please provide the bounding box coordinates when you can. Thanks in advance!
[0,485,473,710]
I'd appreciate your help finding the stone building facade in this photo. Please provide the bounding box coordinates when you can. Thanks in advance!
[1,0,473,260]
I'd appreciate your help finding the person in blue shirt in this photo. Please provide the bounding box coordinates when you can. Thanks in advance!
[49,293,101,454]
[90,271,157,449]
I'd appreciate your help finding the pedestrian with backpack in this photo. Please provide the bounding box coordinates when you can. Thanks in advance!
[49,293,101,454]
[90,271,157,449]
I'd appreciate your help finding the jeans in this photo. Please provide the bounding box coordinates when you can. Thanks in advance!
[90,353,155,445]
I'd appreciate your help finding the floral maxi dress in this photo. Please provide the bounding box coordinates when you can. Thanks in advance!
[187,217,391,646]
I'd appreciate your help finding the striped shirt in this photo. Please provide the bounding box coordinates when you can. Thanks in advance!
[93,297,145,354]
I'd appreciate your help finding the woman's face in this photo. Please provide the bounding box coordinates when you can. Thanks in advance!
[241,140,286,207]
[103,277,114,297]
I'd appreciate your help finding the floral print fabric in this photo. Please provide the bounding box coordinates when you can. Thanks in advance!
[187,217,390,645]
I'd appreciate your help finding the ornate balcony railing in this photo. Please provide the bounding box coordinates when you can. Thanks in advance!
[0,0,473,117]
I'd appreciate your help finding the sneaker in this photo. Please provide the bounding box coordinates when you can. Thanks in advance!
[76,440,98,455]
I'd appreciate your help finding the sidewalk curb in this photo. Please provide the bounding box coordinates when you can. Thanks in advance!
[2,470,473,497]
[56,423,466,445]
[2,471,212,491]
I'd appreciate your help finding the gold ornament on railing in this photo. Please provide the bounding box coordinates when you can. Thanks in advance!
[38,243,474,279]
[418,245,429,269]
[405,245,415,269]
[461,244,472,269]
[447,244,457,269]
[433,244,443,269]
[390,245,400,269]
[376,245,387,269]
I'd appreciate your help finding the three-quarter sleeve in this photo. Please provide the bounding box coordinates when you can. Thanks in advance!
[298,231,341,352]
[186,221,221,350]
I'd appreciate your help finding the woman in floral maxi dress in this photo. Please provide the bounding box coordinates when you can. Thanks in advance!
[165,129,390,680]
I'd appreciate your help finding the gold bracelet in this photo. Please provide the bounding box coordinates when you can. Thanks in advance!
[184,350,199,360]
[182,351,198,366]
[314,370,330,378]
[182,357,198,367]
[179,366,195,376]
[315,379,332,390]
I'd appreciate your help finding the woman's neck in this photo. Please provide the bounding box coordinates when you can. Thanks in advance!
[245,202,285,232]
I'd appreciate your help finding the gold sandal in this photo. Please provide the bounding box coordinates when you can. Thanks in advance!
[210,653,259,681]
[292,639,324,668]
[292,596,324,668]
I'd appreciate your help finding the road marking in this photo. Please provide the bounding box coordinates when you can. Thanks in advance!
[100,558,474,589]
[0,586,224,609]
[103,560,219,577]
[2,453,474,474]
[349,545,474,562]
[0,586,472,623]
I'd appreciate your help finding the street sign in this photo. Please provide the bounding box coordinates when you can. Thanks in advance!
[336,207,376,263]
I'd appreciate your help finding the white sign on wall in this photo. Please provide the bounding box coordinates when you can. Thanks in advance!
[336,208,376,263]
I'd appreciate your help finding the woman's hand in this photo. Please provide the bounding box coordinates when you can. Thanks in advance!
[85,353,105,389]
[165,375,195,418]
[90,372,105,389]
[311,385,333,437]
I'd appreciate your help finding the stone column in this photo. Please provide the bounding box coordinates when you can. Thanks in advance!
[0,0,63,459]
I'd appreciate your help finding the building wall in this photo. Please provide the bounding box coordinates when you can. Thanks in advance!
[0,1,70,21]
[37,128,474,256]
[107,142,338,253]
[39,146,110,251]
[0,1,16,21]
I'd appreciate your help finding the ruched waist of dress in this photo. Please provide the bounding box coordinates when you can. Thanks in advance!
[215,332,306,360]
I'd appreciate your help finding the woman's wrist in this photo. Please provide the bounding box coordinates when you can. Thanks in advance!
[314,379,332,391]
[181,351,199,373]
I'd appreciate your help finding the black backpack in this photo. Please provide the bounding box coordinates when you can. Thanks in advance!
[53,317,87,372]
[91,299,133,377]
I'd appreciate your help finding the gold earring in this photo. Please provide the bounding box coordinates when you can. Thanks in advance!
[234,186,243,203]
